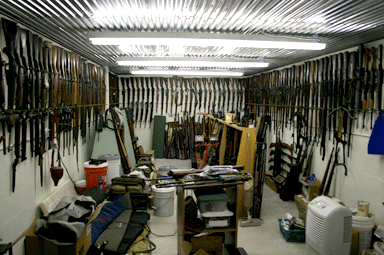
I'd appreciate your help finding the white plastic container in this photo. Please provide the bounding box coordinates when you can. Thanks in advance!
[352,214,375,252]
[98,154,121,185]
[201,209,234,228]
[198,201,228,213]
[151,185,176,217]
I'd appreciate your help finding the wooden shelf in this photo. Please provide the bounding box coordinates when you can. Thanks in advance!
[177,182,242,254]
[198,113,259,218]
[184,227,236,235]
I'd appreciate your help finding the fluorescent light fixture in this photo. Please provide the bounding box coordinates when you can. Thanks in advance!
[115,58,268,68]
[89,32,326,50]
[130,70,243,77]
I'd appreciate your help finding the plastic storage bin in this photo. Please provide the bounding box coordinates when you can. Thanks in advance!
[195,189,229,213]
[201,210,234,228]
[278,219,305,243]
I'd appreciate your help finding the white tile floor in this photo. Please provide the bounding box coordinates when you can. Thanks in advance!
[147,159,307,255]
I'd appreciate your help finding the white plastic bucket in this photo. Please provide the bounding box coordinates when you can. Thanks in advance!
[158,166,177,178]
[353,214,375,252]
[151,185,176,217]
[98,154,121,185]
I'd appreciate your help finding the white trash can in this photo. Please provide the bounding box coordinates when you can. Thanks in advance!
[151,185,176,217]
[98,154,121,185]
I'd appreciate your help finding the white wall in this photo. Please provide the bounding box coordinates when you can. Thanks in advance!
[118,77,246,155]
[0,16,99,254]
[264,38,384,225]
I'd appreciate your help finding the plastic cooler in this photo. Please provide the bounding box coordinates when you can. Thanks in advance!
[195,189,229,213]
[84,161,108,192]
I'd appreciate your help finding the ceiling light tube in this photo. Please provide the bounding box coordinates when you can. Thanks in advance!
[89,32,326,50]
[130,70,243,77]
[116,59,268,68]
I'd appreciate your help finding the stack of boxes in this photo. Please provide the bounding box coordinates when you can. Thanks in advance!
[195,188,233,228]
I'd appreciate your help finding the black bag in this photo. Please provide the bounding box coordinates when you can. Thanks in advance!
[185,196,198,222]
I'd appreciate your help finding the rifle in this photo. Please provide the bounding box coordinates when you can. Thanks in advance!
[355,44,365,128]
[164,78,169,115]
[196,79,202,112]
[378,45,383,113]
[125,106,140,161]
[0,36,5,154]
[160,77,165,115]
[81,60,89,141]
[2,19,18,157]
[108,108,132,173]
[130,77,135,111]
[169,77,173,115]
[328,55,335,140]
[72,53,80,161]
[154,77,159,111]
[347,52,356,157]
[179,78,184,109]
[188,79,194,115]
[26,31,35,156]
[174,76,179,115]
[221,79,226,113]
[207,78,212,114]
[319,57,327,160]
[19,28,30,162]
[121,77,126,109]
[369,47,376,129]
[184,79,189,114]
[362,49,370,129]
[125,78,130,109]
[319,147,335,195]
[230,78,236,113]
[144,77,150,127]
[4,21,23,191]
[192,79,198,116]
[309,61,315,140]
[134,78,140,126]
[136,77,145,127]
[139,77,145,127]
[148,77,154,127]
[340,52,347,141]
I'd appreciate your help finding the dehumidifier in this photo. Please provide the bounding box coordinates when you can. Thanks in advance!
[306,195,352,255]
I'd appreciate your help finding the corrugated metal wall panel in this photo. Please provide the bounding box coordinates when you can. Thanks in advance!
[0,0,383,75]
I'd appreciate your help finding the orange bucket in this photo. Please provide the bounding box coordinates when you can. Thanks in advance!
[84,161,108,192]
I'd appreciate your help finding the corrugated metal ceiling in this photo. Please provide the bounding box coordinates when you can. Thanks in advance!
[1,0,384,76]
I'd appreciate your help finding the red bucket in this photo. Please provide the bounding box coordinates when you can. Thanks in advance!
[84,161,108,192]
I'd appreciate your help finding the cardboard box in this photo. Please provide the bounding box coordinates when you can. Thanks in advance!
[299,179,320,201]
[191,235,223,254]
[180,241,209,255]
[25,201,107,255]
[264,175,279,193]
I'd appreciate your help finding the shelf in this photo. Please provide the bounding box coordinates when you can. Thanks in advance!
[177,182,241,254]
[185,227,236,235]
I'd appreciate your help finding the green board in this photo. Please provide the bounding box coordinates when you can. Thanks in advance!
[152,115,166,158]
[92,111,136,168]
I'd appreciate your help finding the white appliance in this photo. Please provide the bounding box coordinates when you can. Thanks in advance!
[306,196,352,255]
